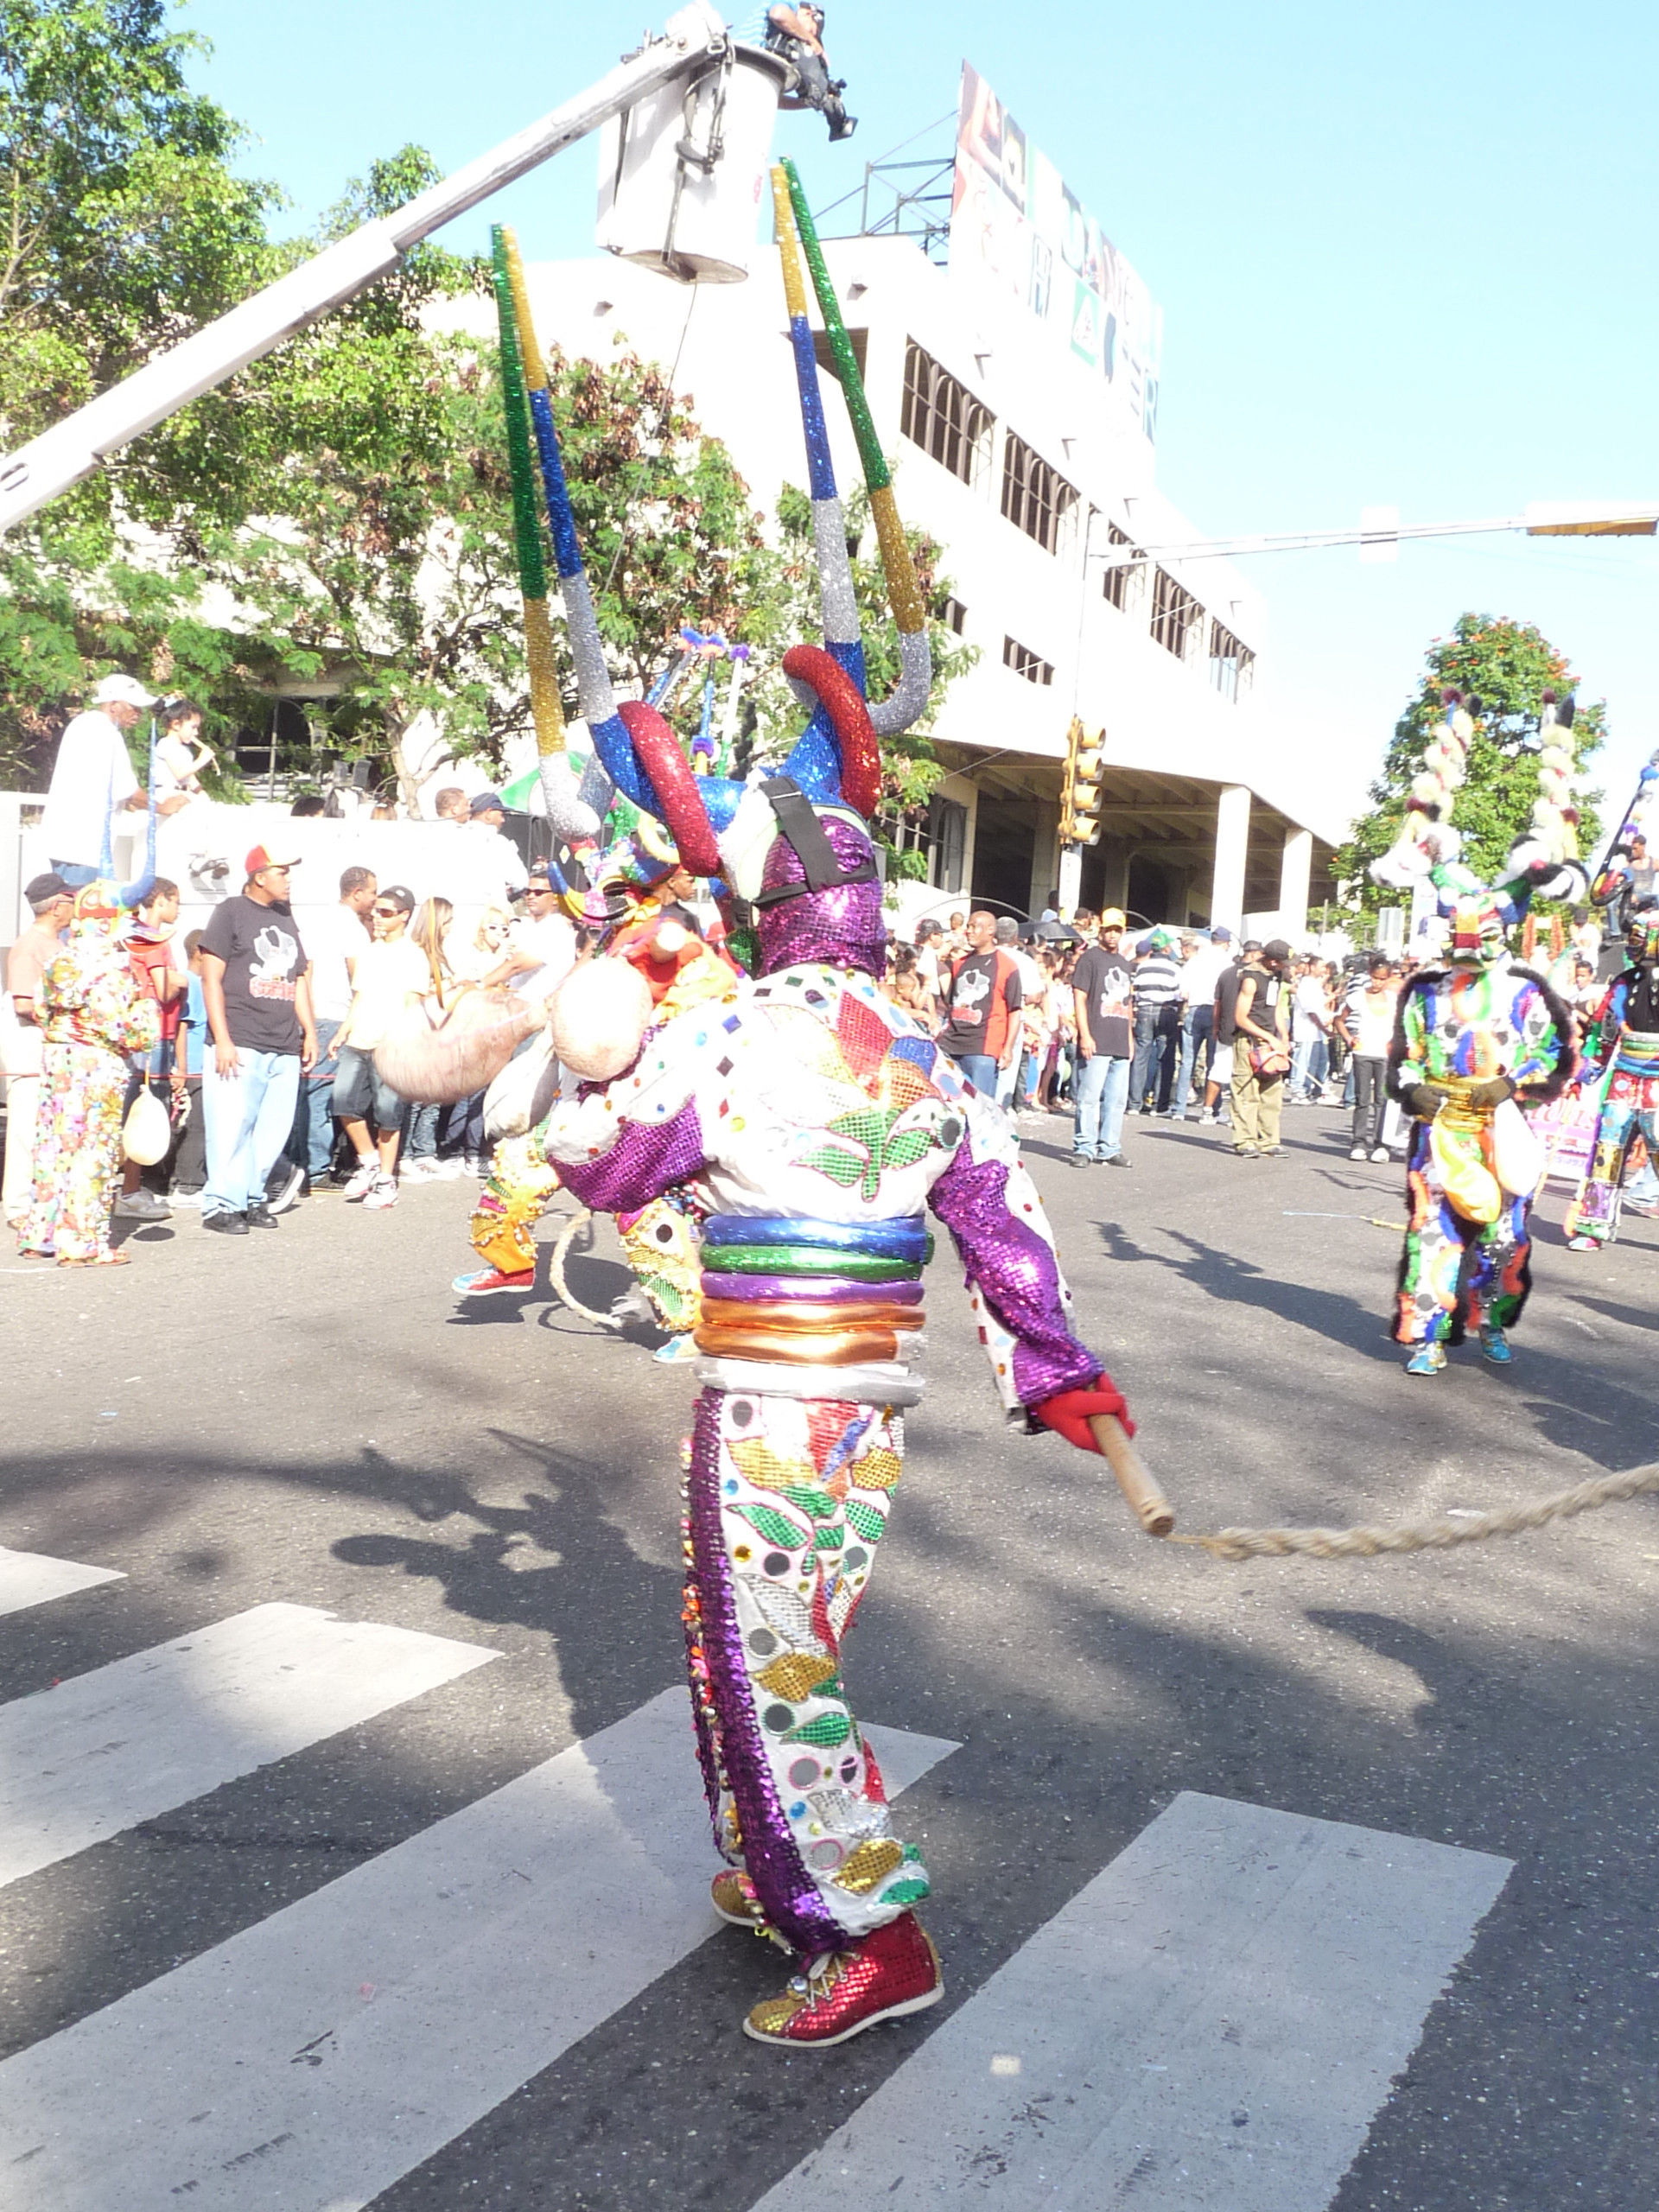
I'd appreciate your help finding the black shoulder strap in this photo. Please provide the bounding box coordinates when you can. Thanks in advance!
[750,777,878,907]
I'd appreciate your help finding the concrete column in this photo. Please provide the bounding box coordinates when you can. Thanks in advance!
[1057,843,1083,914]
[1211,785,1251,935]
[1278,827,1313,939]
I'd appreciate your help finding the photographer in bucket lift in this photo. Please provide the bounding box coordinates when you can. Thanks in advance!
[741,4,856,141]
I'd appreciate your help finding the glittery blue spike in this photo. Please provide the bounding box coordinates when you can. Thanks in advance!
[781,704,842,801]
[828,637,866,687]
[588,710,658,812]
[527,388,582,578]
[699,776,746,833]
[789,315,837,503]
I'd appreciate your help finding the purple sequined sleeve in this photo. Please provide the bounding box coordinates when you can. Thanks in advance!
[549,1096,708,1214]
[928,1131,1102,1409]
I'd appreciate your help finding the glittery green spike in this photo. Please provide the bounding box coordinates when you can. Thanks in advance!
[782,159,888,493]
[843,1499,887,1545]
[783,1710,853,1748]
[734,1502,810,1552]
[490,226,548,601]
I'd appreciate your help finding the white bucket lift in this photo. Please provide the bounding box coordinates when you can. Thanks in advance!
[596,41,790,283]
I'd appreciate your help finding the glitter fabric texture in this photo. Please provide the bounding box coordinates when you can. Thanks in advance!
[700,1272,925,1306]
[553,1096,706,1215]
[684,1384,925,1954]
[755,817,887,982]
[743,1912,943,2045]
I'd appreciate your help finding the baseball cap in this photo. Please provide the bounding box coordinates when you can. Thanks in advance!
[469,790,506,816]
[24,870,71,906]
[1100,907,1127,929]
[1262,937,1293,963]
[91,673,157,709]
[245,844,301,878]
[376,883,416,913]
[1211,925,1232,942]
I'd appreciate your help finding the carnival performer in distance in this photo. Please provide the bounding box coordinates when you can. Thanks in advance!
[1565,910,1659,1251]
[1389,887,1574,1374]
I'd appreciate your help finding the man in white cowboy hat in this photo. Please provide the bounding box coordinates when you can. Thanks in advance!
[39,673,191,886]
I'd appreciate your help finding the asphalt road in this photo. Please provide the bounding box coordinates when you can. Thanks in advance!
[2,1096,1656,2209]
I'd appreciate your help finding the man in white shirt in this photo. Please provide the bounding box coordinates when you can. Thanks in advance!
[39,675,189,882]
[1170,925,1234,1120]
[467,789,529,903]
[497,864,577,1008]
[289,865,376,1190]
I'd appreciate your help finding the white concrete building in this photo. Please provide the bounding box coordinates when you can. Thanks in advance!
[441,224,1340,934]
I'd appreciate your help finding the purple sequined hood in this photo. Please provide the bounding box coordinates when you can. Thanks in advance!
[755,813,887,981]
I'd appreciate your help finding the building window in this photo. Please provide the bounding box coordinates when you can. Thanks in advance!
[900,341,993,487]
[1208,620,1255,702]
[1001,433,1079,556]
[1150,569,1200,659]
[1100,523,1141,612]
[1003,636,1054,687]
[927,794,968,893]
[941,596,968,634]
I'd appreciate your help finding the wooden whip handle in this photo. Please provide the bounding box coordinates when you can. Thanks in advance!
[1089,1414,1175,1538]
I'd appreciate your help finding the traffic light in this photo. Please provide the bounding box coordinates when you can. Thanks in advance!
[1061,717,1105,846]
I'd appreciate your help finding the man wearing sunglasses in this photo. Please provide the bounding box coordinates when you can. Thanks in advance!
[328,885,427,1209]
[198,845,316,1236]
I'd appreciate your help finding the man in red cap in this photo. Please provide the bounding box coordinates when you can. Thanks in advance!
[196,847,316,1236]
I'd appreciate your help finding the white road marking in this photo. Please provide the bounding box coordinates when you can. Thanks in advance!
[0,1602,499,1888]
[753,1790,1512,2212]
[0,1690,957,2210]
[0,1545,123,1618]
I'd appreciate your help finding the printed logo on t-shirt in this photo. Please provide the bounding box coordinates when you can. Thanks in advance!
[249,923,300,1002]
[951,966,992,1018]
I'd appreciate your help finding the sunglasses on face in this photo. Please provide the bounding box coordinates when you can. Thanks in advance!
[372,905,403,918]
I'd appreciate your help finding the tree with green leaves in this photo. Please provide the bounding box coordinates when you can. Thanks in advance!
[1334,613,1605,924]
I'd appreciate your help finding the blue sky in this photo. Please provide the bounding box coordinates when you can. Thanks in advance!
[178,0,1658,836]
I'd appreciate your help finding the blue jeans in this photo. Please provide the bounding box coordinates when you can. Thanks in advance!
[1173,1007,1213,1116]
[289,1015,341,1179]
[954,1052,998,1096]
[1073,1053,1130,1160]
[1130,1002,1179,1113]
[202,1048,302,1218]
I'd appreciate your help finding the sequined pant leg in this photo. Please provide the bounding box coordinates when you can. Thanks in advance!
[468,1134,559,1275]
[682,1384,931,1955]
[1396,1127,1473,1344]
[1466,1192,1532,1331]
[1571,1091,1644,1246]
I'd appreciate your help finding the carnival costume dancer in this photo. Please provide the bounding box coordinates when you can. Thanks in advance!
[1565,914,1659,1251]
[493,178,1129,2044]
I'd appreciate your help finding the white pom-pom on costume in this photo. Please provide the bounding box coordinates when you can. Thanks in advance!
[717,778,784,904]
[547,957,653,1080]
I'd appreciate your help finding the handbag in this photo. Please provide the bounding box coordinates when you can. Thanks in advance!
[122,1081,173,1166]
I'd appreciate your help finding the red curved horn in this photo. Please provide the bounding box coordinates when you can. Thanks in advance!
[782,645,882,818]
[616,699,722,876]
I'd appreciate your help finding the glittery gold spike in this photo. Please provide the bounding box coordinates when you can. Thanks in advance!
[730,1436,821,1494]
[754,1652,841,1700]
[830,1839,905,1895]
[851,1446,901,1494]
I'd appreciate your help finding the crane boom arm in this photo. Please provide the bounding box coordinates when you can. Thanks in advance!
[0,2,726,536]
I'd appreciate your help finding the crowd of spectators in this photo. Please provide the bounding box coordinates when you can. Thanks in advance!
[4,778,576,1262]
[880,904,1488,1168]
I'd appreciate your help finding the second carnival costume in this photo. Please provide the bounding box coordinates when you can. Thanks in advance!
[1565,913,1659,1250]
[1372,693,1581,1375]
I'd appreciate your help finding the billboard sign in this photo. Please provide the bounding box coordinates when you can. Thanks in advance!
[950,63,1162,442]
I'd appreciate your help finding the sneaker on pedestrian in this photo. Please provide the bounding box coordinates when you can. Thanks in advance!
[433,1155,470,1180]
[1349,1145,1369,1160]
[1260,1144,1286,1156]
[202,1209,249,1237]
[363,1173,398,1211]
[114,1188,170,1220]
[1232,1145,1259,1157]
[1069,1153,1096,1167]
[464,1150,490,1179]
[1198,1109,1218,1126]
[1370,1146,1390,1163]
[245,1203,280,1229]
[401,1155,442,1183]
[341,1160,379,1202]
[1406,1342,1446,1376]
[453,1264,534,1296]
[168,1187,205,1208]
[1478,1323,1513,1365]
[264,1161,306,1214]
[1101,1153,1130,1168]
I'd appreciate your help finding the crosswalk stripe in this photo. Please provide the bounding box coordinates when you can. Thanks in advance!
[0,1688,957,2210]
[751,1790,1512,2212]
[0,1601,499,1889]
[0,1545,124,1618]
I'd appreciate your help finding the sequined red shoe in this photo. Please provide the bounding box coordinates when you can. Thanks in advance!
[712,1869,766,1929]
[742,1912,943,2048]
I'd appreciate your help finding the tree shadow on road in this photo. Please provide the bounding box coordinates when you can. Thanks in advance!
[1096,1221,1402,1363]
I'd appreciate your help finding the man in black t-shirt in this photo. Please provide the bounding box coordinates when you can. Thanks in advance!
[938,909,1023,1097]
[1069,908,1135,1166]
[198,844,316,1235]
